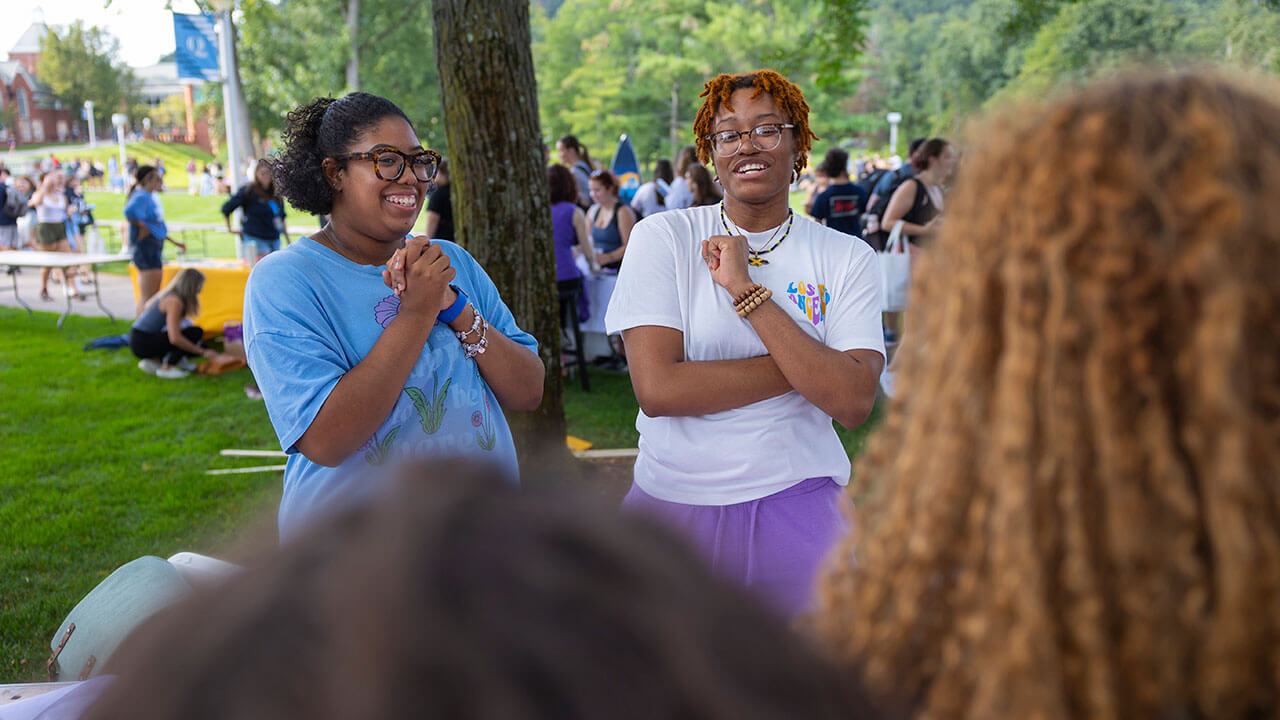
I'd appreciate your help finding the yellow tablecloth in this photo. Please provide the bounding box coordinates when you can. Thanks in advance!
[130,260,249,339]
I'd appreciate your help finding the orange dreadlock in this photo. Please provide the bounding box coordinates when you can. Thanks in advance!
[693,70,818,178]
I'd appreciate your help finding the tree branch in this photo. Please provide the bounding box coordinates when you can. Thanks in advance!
[365,5,419,48]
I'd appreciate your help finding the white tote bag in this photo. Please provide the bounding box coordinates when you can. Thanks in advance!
[878,220,911,312]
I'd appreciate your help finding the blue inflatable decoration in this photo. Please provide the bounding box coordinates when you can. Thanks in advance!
[610,134,642,204]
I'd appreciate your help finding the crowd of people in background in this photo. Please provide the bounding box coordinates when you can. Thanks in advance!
[5,60,1280,720]
[1,164,98,301]
[15,66,1276,720]
[540,128,952,288]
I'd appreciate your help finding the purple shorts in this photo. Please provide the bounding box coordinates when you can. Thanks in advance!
[621,476,849,617]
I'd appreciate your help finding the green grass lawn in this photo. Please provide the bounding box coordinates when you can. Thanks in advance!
[0,309,279,681]
[28,140,218,191]
[0,309,646,680]
[86,192,229,227]
[0,287,883,681]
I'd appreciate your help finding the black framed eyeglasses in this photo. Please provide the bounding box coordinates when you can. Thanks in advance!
[333,147,441,182]
[704,123,796,157]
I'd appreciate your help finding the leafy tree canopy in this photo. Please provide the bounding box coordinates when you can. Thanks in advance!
[235,0,444,151]
[37,21,140,128]
[213,0,1278,167]
[533,0,870,166]
[854,0,1279,148]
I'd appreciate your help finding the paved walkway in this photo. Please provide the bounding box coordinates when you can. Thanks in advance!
[1,257,139,324]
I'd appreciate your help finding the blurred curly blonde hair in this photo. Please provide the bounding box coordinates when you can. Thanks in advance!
[814,69,1280,720]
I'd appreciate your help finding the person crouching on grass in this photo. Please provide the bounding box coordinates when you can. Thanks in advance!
[130,268,236,379]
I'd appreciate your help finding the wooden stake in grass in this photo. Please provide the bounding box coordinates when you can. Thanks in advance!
[206,465,287,475]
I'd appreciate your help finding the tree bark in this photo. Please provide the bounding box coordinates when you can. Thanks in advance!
[432,0,575,479]
[346,0,361,91]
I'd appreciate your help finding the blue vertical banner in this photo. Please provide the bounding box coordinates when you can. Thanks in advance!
[173,13,220,81]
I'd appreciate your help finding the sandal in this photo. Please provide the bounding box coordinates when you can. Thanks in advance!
[40,289,52,301]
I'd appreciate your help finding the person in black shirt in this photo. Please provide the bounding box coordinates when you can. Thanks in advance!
[223,161,289,265]
[424,158,453,241]
[809,148,869,243]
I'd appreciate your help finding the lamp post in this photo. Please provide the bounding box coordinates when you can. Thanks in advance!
[209,0,243,195]
[209,0,248,261]
[111,113,128,181]
[886,112,902,159]
[84,101,96,148]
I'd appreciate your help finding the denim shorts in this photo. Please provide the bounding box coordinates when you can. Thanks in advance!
[0,225,18,249]
[132,237,164,270]
[242,234,279,256]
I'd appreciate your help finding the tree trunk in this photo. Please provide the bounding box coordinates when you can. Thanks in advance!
[346,0,361,91]
[431,0,575,479]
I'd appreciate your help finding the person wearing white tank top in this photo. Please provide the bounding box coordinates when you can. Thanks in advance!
[28,170,84,300]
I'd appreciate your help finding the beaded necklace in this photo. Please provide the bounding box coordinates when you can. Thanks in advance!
[719,201,794,267]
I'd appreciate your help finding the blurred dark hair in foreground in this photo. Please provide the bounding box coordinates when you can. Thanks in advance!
[85,461,889,720]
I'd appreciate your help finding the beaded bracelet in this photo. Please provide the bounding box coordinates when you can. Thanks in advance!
[733,284,770,310]
[454,304,482,341]
[734,286,773,318]
[462,318,488,358]
[456,307,488,358]
[732,283,762,307]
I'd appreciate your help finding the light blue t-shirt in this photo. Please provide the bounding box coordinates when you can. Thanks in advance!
[124,190,167,241]
[243,237,538,537]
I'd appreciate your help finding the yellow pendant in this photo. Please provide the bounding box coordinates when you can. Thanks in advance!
[748,256,769,267]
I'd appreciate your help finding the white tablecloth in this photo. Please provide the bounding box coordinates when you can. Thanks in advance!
[581,272,617,336]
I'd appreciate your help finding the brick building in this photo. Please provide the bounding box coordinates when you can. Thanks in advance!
[0,23,76,146]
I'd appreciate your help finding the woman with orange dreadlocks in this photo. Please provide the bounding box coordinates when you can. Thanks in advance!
[814,69,1280,719]
[604,70,885,617]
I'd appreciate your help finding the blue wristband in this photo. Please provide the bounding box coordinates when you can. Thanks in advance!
[438,284,468,324]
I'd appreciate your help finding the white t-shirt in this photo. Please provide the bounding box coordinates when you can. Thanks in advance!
[605,205,885,505]
[666,176,692,210]
[151,190,166,222]
[630,180,668,218]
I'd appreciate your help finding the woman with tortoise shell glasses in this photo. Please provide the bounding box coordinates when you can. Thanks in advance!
[243,92,544,539]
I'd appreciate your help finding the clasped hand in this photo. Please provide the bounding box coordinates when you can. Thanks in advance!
[382,236,457,318]
[701,234,753,295]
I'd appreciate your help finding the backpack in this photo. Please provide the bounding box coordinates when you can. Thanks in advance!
[858,168,889,195]
[2,185,30,220]
[866,169,918,228]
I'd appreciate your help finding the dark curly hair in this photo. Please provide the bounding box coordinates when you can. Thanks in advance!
[269,92,414,215]
[85,462,888,720]
[547,164,578,205]
[693,70,818,178]
[817,148,849,178]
